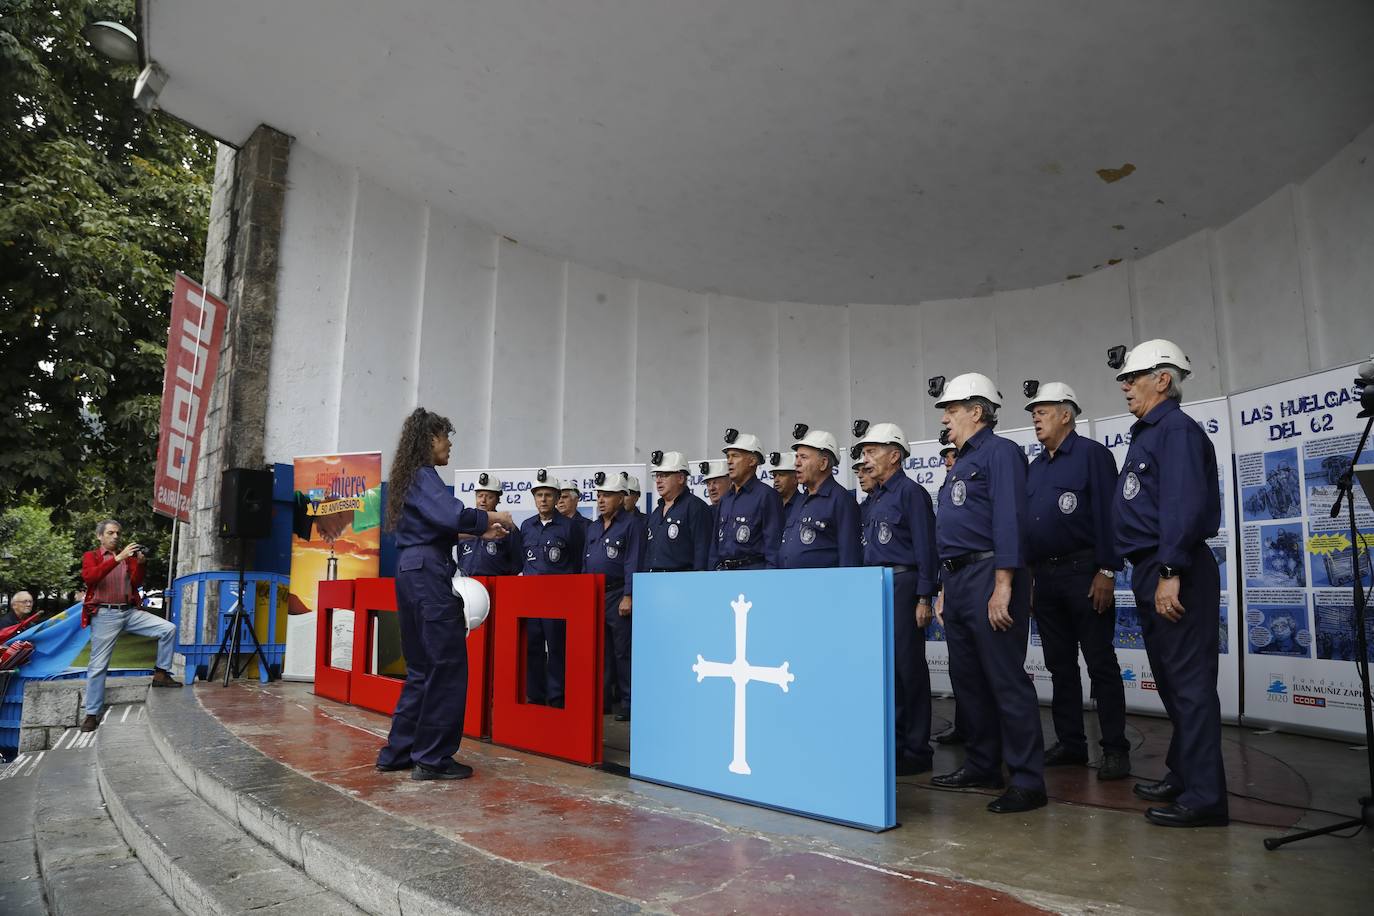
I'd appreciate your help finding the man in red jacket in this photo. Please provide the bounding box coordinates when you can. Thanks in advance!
[80,519,181,732]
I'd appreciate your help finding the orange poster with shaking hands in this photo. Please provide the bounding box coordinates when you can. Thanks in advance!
[283,452,382,680]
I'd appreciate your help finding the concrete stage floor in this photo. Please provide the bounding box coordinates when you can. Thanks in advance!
[200,682,1372,914]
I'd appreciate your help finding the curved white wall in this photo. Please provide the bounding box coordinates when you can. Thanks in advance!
[265,123,1374,471]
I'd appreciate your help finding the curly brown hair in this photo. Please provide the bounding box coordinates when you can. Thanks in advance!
[385,408,455,531]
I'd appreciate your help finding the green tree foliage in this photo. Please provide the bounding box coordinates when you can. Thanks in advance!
[0,495,76,598]
[1,0,216,586]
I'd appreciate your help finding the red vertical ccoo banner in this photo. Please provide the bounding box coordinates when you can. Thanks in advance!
[153,274,228,521]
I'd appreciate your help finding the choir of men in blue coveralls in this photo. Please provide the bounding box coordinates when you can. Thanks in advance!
[519,469,583,707]
[854,421,941,777]
[584,471,647,722]
[645,451,712,573]
[1111,339,1228,828]
[779,427,861,569]
[931,373,1048,813]
[710,431,785,570]
[458,473,524,577]
[1024,382,1131,780]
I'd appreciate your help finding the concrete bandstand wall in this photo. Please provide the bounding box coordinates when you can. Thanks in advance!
[263,124,1374,472]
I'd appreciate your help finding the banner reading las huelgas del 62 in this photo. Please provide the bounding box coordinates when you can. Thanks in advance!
[1230,363,1372,739]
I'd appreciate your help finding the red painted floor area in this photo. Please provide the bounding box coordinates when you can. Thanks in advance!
[199,682,1051,914]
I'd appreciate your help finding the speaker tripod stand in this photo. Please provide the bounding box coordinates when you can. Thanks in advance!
[208,537,271,686]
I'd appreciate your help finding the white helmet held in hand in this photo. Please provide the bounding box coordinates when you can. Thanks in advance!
[722,428,765,460]
[932,372,1002,408]
[791,424,840,466]
[852,420,910,458]
[1023,381,1081,414]
[1113,338,1192,381]
[650,449,690,474]
[450,572,491,632]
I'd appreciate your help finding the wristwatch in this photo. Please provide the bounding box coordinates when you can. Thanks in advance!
[1098,568,1116,580]
[1158,565,1179,579]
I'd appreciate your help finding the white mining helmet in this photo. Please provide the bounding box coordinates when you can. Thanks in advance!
[1113,338,1193,381]
[474,472,503,493]
[531,468,561,492]
[594,470,630,493]
[767,450,798,473]
[1023,381,1081,414]
[722,428,766,460]
[852,420,910,458]
[696,458,729,480]
[450,573,491,632]
[932,372,1002,408]
[650,449,690,474]
[625,473,642,494]
[791,424,840,466]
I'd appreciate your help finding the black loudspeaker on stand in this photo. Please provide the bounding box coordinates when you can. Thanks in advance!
[210,468,277,686]
[1265,366,1374,850]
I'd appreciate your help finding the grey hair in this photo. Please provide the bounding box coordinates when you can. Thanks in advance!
[94,518,121,537]
[968,396,1000,429]
[1151,366,1185,401]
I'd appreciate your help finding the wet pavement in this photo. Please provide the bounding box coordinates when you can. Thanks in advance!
[196,682,1373,914]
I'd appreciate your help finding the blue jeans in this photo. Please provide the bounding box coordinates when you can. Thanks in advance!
[85,607,176,715]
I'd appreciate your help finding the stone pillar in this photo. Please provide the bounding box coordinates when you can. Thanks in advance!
[177,125,291,578]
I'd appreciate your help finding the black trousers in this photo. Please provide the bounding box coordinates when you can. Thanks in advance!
[892,570,933,764]
[1032,561,1128,754]
[1131,544,1227,813]
[604,586,632,711]
[943,557,1045,790]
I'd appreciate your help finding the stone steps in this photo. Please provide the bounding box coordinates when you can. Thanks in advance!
[136,687,639,915]
[0,749,49,915]
[95,713,364,915]
[34,721,180,916]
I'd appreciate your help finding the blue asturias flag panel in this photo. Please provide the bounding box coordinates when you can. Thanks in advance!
[631,568,895,830]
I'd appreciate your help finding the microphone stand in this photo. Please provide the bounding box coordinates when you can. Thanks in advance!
[1265,389,1374,849]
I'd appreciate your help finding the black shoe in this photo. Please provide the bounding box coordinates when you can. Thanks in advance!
[931,767,1004,790]
[1132,779,1183,802]
[987,786,1048,814]
[1097,751,1131,781]
[934,728,965,746]
[1144,803,1229,828]
[1043,742,1089,767]
[614,706,630,722]
[411,760,474,781]
[896,756,933,777]
[375,758,414,772]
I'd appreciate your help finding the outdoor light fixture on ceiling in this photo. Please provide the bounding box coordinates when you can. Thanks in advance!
[81,21,139,63]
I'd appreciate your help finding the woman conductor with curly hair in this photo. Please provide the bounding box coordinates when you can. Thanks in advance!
[376,408,514,780]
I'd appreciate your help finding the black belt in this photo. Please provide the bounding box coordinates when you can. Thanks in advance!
[97,602,133,609]
[1034,548,1095,569]
[1127,547,1157,565]
[941,550,995,573]
[602,578,625,590]
[716,557,763,570]
[647,567,691,573]
[887,565,916,575]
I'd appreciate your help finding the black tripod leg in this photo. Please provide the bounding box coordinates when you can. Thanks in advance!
[1264,818,1363,850]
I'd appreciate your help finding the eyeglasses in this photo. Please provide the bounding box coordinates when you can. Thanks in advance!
[1120,370,1152,385]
